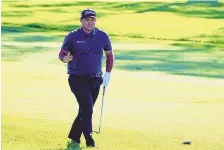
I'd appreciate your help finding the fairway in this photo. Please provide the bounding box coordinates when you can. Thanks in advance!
[1,1,224,150]
[2,45,224,150]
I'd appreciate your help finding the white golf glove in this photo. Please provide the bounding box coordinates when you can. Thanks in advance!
[103,72,110,87]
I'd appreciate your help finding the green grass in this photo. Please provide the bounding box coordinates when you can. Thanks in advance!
[1,1,224,150]
[2,60,224,150]
[2,1,224,46]
[2,43,224,78]
[3,113,224,150]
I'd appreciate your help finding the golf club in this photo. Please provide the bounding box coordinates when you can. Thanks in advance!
[94,86,106,134]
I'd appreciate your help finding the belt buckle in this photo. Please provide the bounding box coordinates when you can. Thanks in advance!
[93,74,100,77]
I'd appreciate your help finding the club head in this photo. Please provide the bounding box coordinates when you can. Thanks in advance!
[93,130,100,134]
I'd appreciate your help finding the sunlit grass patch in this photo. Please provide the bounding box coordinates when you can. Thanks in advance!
[2,1,224,45]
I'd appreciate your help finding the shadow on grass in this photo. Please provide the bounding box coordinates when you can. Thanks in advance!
[2,23,80,33]
[109,32,224,48]
[1,23,80,42]
[111,1,224,19]
[114,45,224,79]
[2,1,223,44]
[14,35,61,43]
[9,1,114,8]
[1,45,52,61]
[2,43,223,79]
[2,10,33,17]
[6,1,224,19]
[7,1,113,18]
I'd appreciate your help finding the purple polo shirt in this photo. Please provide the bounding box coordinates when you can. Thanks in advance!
[61,28,112,76]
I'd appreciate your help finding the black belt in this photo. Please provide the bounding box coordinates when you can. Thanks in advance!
[70,74,102,78]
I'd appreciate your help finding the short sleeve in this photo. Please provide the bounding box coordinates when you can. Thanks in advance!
[61,33,73,52]
[103,33,112,51]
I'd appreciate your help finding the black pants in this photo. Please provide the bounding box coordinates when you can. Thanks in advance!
[68,74,103,143]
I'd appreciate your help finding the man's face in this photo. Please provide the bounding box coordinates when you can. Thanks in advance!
[81,17,96,32]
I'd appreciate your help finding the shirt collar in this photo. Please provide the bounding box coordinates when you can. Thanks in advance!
[81,27,96,37]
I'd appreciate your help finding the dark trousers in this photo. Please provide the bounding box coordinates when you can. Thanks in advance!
[68,74,102,143]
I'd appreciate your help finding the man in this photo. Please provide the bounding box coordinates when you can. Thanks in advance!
[58,8,114,148]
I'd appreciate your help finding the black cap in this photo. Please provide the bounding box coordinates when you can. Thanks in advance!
[81,8,96,19]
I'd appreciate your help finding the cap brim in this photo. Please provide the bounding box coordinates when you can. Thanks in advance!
[83,16,96,19]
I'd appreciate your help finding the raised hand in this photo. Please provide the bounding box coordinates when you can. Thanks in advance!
[63,52,73,63]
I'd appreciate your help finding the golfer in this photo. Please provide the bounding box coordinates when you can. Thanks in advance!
[58,8,114,148]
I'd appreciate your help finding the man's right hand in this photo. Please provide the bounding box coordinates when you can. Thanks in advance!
[63,53,73,63]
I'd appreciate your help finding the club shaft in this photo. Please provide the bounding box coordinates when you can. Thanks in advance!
[99,86,106,133]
